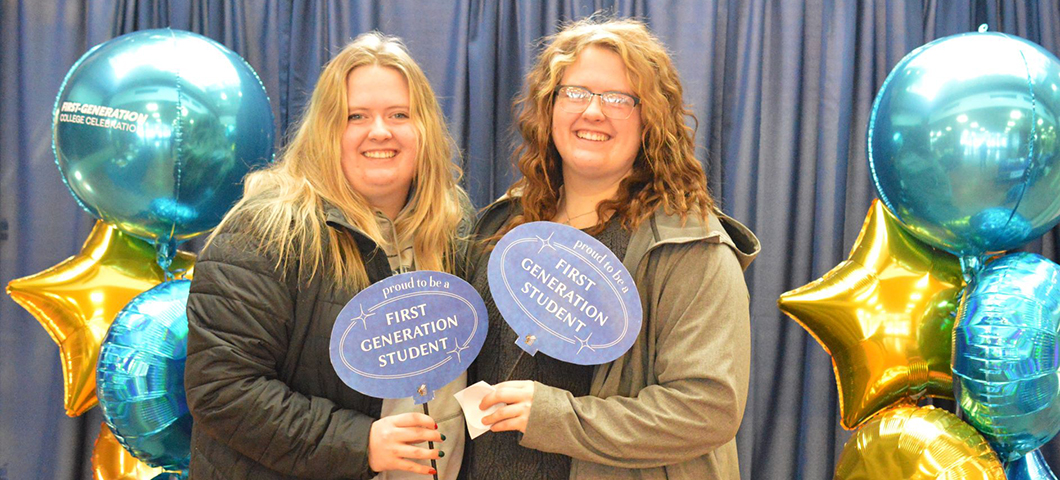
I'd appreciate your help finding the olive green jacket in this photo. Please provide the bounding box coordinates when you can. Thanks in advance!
[509,202,760,480]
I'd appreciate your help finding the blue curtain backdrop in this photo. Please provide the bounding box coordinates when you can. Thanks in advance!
[2,1,1059,479]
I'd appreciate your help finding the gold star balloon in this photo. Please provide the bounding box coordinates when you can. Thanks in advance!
[778,200,964,429]
[6,221,194,416]
[91,423,164,480]
[834,405,1005,480]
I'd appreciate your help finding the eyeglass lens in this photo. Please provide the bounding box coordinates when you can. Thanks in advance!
[556,86,636,119]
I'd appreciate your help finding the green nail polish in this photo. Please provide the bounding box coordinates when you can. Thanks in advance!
[438,450,445,458]
[440,434,447,441]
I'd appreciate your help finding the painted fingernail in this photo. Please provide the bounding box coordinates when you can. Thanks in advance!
[434,423,439,429]
[440,434,447,441]
[429,468,437,475]
[438,450,446,458]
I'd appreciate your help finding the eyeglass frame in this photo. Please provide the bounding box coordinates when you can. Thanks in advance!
[552,85,641,120]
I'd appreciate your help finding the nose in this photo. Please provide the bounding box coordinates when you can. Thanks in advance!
[581,95,606,121]
[368,116,392,141]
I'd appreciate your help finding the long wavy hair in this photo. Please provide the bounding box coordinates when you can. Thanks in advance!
[209,32,467,290]
[508,17,714,233]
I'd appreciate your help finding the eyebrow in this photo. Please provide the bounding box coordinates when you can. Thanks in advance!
[561,84,636,96]
[346,104,411,110]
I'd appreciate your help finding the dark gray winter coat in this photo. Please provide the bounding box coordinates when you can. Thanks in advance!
[184,206,392,480]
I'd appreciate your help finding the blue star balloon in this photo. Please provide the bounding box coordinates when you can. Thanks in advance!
[953,253,1060,462]
[1006,450,1058,480]
[868,31,1060,258]
[96,280,193,472]
[53,29,274,268]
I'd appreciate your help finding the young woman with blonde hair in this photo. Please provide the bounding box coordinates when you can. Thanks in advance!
[185,32,469,479]
[465,18,760,479]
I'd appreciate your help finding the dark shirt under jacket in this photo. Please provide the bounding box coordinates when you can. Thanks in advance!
[464,209,631,480]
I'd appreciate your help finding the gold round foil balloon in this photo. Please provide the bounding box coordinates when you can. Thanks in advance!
[835,405,1005,480]
[92,423,165,480]
[779,200,964,429]
[5,221,194,416]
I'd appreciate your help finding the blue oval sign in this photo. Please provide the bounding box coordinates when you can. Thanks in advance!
[488,221,642,365]
[330,271,487,404]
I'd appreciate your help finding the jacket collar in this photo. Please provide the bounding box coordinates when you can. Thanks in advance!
[323,202,380,254]
[624,207,760,274]
[476,196,760,272]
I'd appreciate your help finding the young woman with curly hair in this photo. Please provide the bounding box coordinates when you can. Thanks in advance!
[464,18,761,480]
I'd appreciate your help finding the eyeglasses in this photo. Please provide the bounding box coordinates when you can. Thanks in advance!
[553,85,641,120]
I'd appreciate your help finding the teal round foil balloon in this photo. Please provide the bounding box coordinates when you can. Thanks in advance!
[953,253,1060,462]
[53,29,274,250]
[868,31,1060,257]
[97,280,192,471]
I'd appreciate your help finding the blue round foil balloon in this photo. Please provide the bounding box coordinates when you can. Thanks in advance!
[53,29,274,255]
[868,32,1060,257]
[953,253,1060,462]
[96,280,192,471]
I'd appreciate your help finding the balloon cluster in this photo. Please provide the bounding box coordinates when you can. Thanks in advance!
[7,29,274,478]
[782,29,1060,479]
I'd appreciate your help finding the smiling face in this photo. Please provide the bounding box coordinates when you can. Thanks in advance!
[341,65,418,216]
[551,45,643,190]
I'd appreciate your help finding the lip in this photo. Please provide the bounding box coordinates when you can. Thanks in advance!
[361,149,399,159]
[574,129,612,142]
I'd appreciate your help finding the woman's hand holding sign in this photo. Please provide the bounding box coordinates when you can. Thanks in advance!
[368,412,444,475]
[480,380,535,433]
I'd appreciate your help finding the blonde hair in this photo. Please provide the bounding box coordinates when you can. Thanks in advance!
[509,17,714,233]
[210,32,467,290]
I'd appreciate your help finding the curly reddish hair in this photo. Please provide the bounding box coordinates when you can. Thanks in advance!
[507,17,715,234]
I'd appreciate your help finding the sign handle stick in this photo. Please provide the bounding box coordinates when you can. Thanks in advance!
[423,402,440,480]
